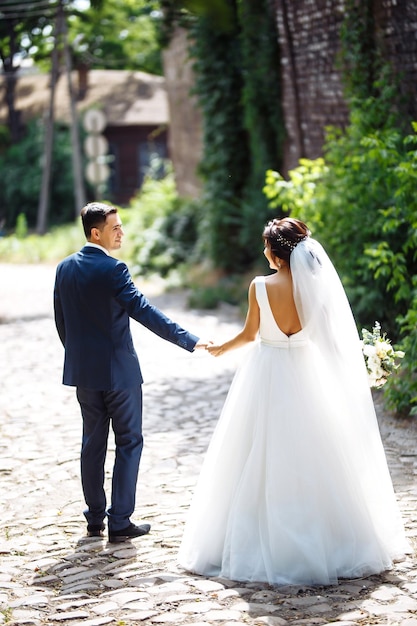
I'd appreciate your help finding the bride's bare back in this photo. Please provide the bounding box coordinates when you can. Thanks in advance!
[264,271,302,337]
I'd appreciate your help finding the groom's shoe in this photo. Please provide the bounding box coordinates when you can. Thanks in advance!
[108,522,151,544]
[87,523,105,538]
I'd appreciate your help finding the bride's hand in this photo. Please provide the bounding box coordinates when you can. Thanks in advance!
[206,342,225,357]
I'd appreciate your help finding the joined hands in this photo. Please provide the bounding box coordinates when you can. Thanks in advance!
[206,341,224,357]
[194,339,224,356]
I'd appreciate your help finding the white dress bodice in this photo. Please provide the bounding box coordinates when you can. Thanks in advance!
[255,276,308,348]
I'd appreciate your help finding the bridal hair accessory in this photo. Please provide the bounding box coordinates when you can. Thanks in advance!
[361,321,404,388]
[275,232,307,252]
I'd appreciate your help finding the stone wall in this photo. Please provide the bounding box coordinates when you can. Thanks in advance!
[163,27,203,198]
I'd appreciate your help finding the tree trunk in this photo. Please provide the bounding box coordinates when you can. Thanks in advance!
[36,5,63,235]
[1,20,21,143]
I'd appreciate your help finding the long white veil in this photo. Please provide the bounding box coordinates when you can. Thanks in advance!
[290,237,407,555]
[291,236,370,397]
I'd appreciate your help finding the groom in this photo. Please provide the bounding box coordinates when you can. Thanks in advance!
[54,202,204,543]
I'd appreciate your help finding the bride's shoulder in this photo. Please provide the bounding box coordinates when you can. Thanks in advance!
[251,275,276,289]
[256,273,277,281]
[264,273,280,285]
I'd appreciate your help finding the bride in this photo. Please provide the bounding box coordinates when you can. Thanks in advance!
[178,217,408,586]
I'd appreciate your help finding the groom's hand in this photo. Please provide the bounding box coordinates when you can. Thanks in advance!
[194,339,211,350]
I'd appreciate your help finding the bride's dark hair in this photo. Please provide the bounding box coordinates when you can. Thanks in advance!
[263,217,310,263]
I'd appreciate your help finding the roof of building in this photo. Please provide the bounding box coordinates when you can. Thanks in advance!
[0,69,169,127]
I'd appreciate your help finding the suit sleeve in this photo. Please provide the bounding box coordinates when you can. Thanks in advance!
[53,267,66,347]
[111,262,199,352]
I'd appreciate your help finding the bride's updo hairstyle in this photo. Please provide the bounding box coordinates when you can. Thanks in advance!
[263,217,310,264]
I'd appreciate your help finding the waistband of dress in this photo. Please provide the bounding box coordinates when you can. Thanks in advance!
[260,337,309,348]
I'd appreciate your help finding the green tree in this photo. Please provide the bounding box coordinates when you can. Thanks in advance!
[0,0,60,142]
[0,120,76,229]
[0,0,161,145]
[67,0,163,74]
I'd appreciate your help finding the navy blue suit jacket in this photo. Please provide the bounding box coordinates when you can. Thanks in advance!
[54,245,199,390]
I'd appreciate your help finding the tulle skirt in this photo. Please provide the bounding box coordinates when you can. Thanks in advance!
[178,340,407,585]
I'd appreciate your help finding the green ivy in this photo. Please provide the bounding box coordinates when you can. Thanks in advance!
[338,0,406,131]
[189,3,249,270]
[238,0,284,254]
[161,0,285,271]
[338,0,378,104]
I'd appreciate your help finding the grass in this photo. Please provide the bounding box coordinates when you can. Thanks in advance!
[0,208,134,265]
[0,223,84,264]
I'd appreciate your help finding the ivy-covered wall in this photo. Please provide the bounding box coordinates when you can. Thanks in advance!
[274,0,417,172]
[160,0,417,272]
[164,0,285,270]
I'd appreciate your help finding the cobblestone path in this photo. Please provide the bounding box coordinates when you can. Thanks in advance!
[1,263,417,626]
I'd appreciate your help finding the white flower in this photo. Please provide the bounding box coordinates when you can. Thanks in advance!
[361,322,404,388]
[376,341,391,358]
[362,344,376,358]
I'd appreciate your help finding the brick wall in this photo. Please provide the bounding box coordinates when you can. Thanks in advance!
[274,0,417,173]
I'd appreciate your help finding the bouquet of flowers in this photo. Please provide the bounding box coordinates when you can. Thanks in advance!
[361,321,405,388]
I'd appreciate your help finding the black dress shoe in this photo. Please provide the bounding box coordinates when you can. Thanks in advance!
[87,523,105,537]
[108,522,151,543]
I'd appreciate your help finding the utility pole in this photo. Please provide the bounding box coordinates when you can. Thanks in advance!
[63,14,86,216]
[37,0,86,233]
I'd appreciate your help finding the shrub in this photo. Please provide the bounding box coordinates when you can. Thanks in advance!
[126,170,201,277]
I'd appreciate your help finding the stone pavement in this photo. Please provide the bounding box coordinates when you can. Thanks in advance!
[1,262,417,626]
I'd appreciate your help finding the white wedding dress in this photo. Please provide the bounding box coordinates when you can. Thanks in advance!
[178,238,408,586]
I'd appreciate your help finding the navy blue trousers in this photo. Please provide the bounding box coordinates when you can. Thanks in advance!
[76,386,143,531]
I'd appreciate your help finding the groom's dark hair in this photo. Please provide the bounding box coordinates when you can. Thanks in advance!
[81,202,118,238]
